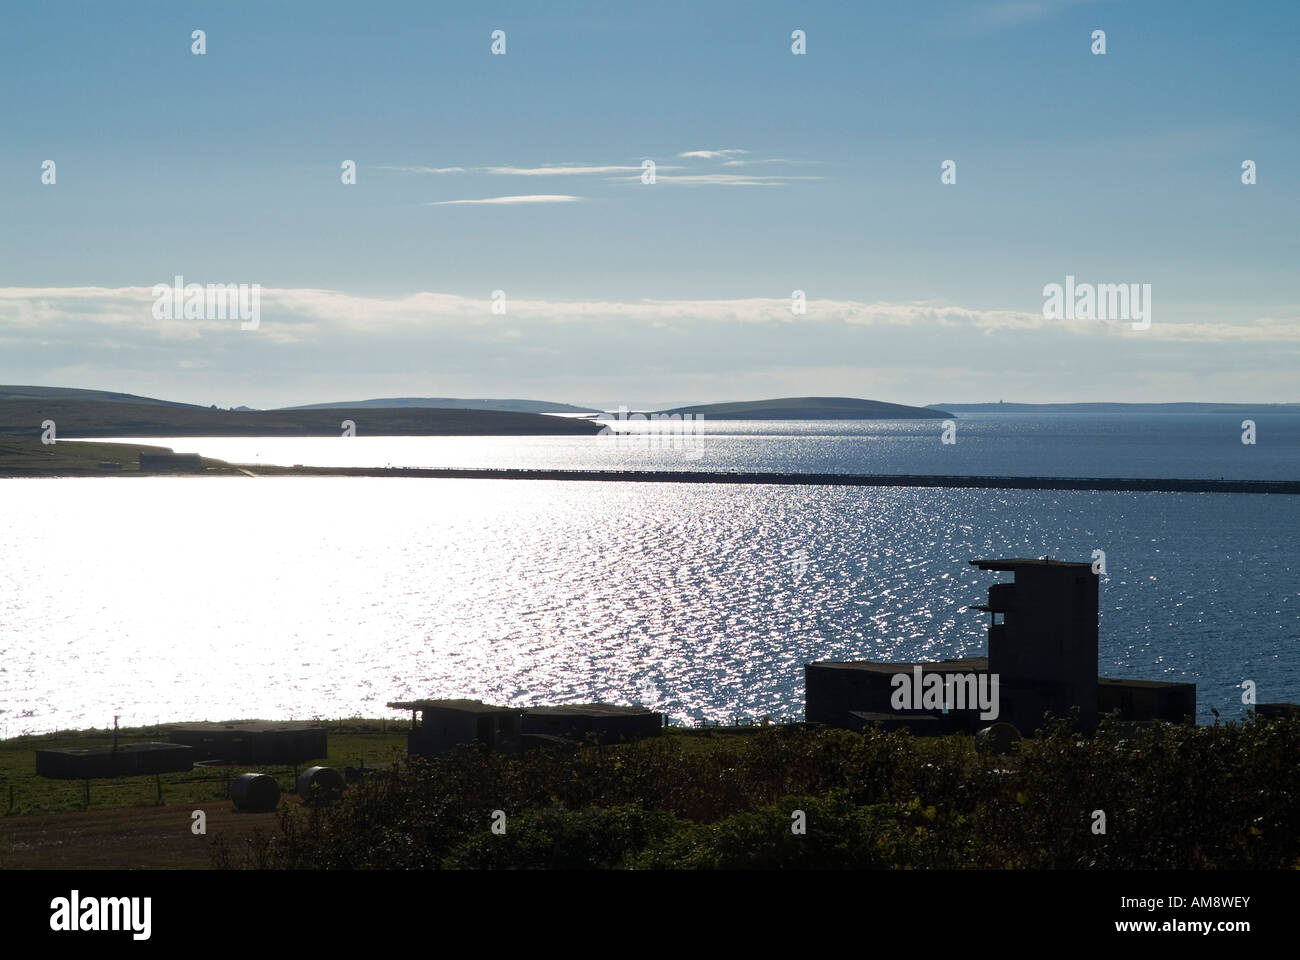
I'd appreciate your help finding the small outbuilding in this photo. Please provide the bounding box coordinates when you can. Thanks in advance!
[388,699,523,757]
[166,720,327,764]
[35,742,194,780]
[521,703,662,744]
[138,451,204,472]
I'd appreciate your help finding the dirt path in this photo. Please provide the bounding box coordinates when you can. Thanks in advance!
[0,803,283,869]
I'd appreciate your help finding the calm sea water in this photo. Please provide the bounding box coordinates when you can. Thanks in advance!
[104,412,1300,479]
[3,415,1297,736]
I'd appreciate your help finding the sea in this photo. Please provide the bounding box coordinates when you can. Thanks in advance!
[1,413,1296,736]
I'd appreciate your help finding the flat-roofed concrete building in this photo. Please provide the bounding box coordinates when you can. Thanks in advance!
[1254,703,1300,721]
[138,451,204,472]
[805,557,1196,736]
[389,699,523,757]
[165,720,327,763]
[805,658,990,735]
[1097,677,1196,723]
[35,742,194,779]
[521,703,662,744]
[972,558,1099,734]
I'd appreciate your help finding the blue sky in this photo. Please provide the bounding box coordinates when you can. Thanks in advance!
[1,0,1296,408]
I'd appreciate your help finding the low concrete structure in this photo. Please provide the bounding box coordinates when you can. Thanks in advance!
[389,699,522,757]
[972,558,1099,734]
[521,703,662,744]
[166,721,327,763]
[805,658,989,735]
[805,557,1198,737]
[1255,703,1300,721]
[35,742,194,779]
[138,451,204,472]
[1097,677,1196,723]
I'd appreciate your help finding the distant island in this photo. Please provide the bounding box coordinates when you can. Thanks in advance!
[929,401,1300,414]
[0,386,603,439]
[282,397,602,415]
[652,397,951,420]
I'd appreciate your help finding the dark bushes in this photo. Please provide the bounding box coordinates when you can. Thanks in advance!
[211,714,1300,869]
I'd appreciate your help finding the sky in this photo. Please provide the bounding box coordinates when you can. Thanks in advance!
[0,0,1296,409]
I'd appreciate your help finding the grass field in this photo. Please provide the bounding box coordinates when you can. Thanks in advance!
[0,720,409,818]
[0,719,411,869]
[0,437,199,472]
[0,720,770,869]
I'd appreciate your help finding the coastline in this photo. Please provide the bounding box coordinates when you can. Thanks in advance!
[6,461,1298,494]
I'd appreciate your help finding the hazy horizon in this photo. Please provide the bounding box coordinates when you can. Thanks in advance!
[3,1,1296,407]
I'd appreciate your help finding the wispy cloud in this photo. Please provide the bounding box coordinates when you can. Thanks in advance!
[678,149,748,159]
[423,195,584,206]
[484,164,648,176]
[378,165,466,174]
[3,287,1295,345]
[721,158,816,167]
[608,173,823,187]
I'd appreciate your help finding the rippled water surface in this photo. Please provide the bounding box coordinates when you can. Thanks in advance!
[103,411,1300,479]
[2,476,1295,735]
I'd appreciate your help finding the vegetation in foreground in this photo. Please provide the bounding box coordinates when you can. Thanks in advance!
[213,713,1300,870]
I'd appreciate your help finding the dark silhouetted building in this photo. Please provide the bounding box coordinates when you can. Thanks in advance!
[138,451,204,472]
[166,720,327,763]
[35,742,194,779]
[972,558,1098,734]
[805,557,1196,736]
[389,699,523,757]
[522,703,662,744]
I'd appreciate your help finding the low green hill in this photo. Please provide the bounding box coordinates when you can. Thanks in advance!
[0,399,604,438]
[283,397,602,414]
[0,385,205,408]
[654,397,951,420]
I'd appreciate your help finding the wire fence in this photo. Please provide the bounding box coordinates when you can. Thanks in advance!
[2,763,318,816]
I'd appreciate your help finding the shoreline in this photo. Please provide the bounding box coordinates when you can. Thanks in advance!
[4,463,1298,494]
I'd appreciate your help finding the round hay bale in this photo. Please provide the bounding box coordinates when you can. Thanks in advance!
[230,772,280,812]
[296,765,345,806]
[975,722,1023,756]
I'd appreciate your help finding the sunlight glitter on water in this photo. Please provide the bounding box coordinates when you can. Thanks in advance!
[1,476,1295,735]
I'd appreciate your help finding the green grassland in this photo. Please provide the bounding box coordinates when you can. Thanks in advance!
[0,437,231,474]
[0,720,409,816]
[0,719,843,818]
[4,715,1299,868]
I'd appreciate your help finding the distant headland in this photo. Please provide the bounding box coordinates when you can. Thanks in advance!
[650,397,951,420]
[930,401,1300,414]
[0,386,603,439]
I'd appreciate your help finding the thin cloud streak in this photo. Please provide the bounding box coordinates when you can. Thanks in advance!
[2,287,1295,344]
[484,164,651,176]
[423,195,584,205]
[609,173,823,186]
[378,165,466,174]
[678,149,748,159]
